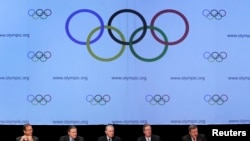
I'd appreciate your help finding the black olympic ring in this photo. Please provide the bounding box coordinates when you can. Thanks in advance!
[27,51,52,62]
[204,94,228,105]
[27,94,52,105]
[203,52,227,62]
[107,9,147,45]
[65,9,189,62]
[28,9,52,19]
[202,9,226,20]
[86,95,111,105]
[145,95,170,105]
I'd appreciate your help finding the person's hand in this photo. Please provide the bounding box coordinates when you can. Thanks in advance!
[20,136,33,141]
[20,136,28,141]
[26,136,33,141]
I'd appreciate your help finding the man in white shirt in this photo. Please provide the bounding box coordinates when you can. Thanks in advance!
[16,123,39,141]
[182,124,207,141]
[137,124,161,141]
[59,125,84,141]
[97,125,121,141]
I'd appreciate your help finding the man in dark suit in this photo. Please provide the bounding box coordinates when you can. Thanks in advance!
[59,125,84,141]
[97,125,121,141]
[182,125,207,141]
[137,124,161,141]
[16,123,39,141]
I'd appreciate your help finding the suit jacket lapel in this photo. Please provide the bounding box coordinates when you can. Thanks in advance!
[67,136,70,141]
[150,136,154,141]
[188,135,193,141]
[197,135,200,141]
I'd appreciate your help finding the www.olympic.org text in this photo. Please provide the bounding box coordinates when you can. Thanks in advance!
[228,119,250,124]
[52,76,88,81]
[111,76,147,81]
[0,120,29,125]
[170,119,206,124]
[0,76,29,81]
[112,120,147,124]
[228,76,250,80]
[0,33,30,38]
[52,120,88,125]
[170,76,205,81]
[227,34,250,38]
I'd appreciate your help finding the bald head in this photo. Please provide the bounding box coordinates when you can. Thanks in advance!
[105,125,114,138]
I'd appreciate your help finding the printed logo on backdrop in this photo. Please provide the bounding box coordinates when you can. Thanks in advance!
[204,94,228,105]
[65,9,189,62]
[202,9,226,20]
[86,94,111,105]
[145,94,170,105]
[28,9,52,19]
[203,51,227,62]
[27,94,52,105]
[27,51,52,62]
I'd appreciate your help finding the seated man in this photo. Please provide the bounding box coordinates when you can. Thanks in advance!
[137,124,161,141]
[97,124,121,141]
[59,125,84,141]
[182,124,207,141]
[16,123,39,141]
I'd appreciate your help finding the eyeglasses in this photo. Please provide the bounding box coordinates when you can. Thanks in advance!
[25,129,33,131]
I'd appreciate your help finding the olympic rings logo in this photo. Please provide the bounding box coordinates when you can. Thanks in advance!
[145,95,170,105]
[203,52,227,62]
[28,9,52,19]
[204,94,228,105]
[86,95,111,105]
[65,9,189,62]
[202,9,226,20]
[27,94,52,105]
[27,51,52,62]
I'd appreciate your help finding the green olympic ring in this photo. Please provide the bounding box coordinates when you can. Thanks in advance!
[129,26,168,62]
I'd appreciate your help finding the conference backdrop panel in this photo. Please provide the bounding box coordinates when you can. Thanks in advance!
[0,0,250,125]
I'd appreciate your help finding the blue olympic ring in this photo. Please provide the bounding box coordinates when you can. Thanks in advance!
[27,51,52,62]
[145,94,170,105]
[28,9,52,19]
[27,94,52,105]
[65,9,105,45]
[86,94,111,105]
